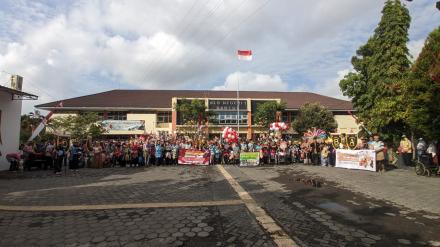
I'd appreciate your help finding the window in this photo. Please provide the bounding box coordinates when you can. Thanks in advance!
[105,112,127,120]
[210,111,247,125]
[157,112,171,123]
[282,112,289,123]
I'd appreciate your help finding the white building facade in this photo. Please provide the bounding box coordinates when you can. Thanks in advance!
[0,81,38,170]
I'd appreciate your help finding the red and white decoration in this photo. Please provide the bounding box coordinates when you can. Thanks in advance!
[222,127,238,143]
[237,50,252,61]
[269,122,289,132]
[28,101,63,142]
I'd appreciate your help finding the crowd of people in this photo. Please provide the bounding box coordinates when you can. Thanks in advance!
[9,132,438,174]
[399,135,438,167]
[16,133,334,173]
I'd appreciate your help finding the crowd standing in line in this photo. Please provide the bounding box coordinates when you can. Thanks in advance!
[10,132,438,174]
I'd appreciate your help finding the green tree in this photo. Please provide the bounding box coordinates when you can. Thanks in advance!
[20,113,43,143]
[339,0,411,140]
[174,99,215,137]
[292,103,338,134]
[253,101,286,129]
[405,26,440,141]
[20,111,57,143]
[48,112,106,141]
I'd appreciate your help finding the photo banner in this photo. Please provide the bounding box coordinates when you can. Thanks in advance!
[101,120,145,131]
[240,152,260,167]
[178,149,210,165]
[336,149,376,172]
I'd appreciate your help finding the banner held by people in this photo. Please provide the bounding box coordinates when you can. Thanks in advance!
[335,149,376,172]
[240,152,260,167]
[178,149,210,165]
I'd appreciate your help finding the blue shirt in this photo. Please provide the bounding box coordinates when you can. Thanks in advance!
[155,145,163,158]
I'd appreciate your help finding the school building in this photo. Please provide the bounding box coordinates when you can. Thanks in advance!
[36,90,359,139]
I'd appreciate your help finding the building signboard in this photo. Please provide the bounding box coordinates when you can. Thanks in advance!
[208,100,247,110]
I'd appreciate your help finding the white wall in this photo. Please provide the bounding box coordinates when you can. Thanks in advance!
[127,113,158,134]
[0,91,22,170]
[334,114,359,134]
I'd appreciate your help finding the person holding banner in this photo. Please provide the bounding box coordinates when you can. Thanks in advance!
[370,134,385,173]
[355,137,369,150]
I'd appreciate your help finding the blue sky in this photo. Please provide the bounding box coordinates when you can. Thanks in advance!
[0,0,439,113]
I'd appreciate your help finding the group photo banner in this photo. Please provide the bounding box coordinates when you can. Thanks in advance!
[178,149,209,165]
[240,152,260,167]
[335,149,376,172]
[101,120,145,131]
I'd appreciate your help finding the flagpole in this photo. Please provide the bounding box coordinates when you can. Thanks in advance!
[237,72,240,137]
[236,50,252,140]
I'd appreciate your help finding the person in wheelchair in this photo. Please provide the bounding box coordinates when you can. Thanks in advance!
[427,141,438,166]
[416,142,439,176]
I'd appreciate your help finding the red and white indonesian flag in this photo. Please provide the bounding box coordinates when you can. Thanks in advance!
[237,50,252,61]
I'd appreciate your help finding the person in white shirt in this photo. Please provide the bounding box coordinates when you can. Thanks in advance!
[427,141,437,158]
[370,134,385,173]
[416,138,427,161]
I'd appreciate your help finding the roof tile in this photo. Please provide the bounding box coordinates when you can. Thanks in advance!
[36,90,353,111]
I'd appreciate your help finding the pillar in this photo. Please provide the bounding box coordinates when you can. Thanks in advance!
[172,111,177,137]
[171,97,177,137]
[247,111,252,140]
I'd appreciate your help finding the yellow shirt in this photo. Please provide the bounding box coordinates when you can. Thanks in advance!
[400,138,412,153]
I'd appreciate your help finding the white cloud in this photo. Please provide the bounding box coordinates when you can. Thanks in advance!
[0,0,438,114]
[213,71,288,91]
[408,39,425,61]
[315,69,352,99]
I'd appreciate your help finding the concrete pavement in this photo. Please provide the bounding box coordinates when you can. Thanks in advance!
[0,165,439,246]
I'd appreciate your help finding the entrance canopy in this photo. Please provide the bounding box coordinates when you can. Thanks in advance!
[0,85,38,100]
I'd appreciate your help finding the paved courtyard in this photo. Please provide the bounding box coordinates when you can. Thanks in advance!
[0,165,439,247]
